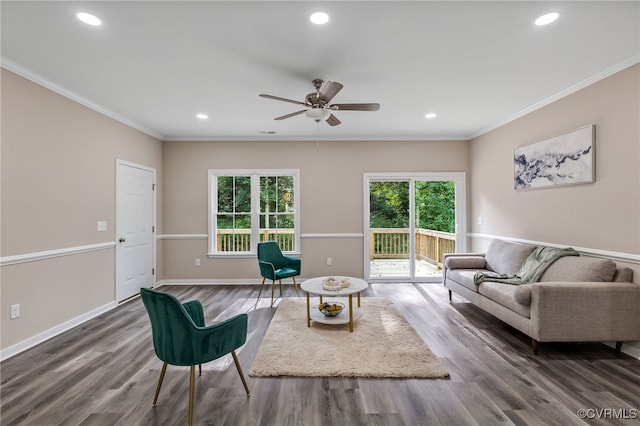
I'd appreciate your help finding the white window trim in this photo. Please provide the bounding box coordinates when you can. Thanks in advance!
[208,169,300,257]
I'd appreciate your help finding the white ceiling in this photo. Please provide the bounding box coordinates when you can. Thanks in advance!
[2,1,639,141]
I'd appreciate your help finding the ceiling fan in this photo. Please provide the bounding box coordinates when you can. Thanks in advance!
[259,79,380,126]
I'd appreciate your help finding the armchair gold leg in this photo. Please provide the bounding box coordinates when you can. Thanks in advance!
[188,365,196,426]
[256,278,267,303]
[292,277,300,297]
[152,362,168,406]
[199,363,202,376]
[271,280,276,307]
[279,279,283,295]
[231,350,251,397]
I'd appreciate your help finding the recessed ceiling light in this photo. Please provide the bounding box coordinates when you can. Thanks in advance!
[310,12,329,25]
[535,12,559,26]
[76,12,101,26]
[425,113,437,119]
[196,113,208,120]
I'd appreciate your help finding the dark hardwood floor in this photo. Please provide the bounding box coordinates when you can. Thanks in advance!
[2,283,639,425]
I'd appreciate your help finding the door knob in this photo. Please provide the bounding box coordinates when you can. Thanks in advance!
[119,238,126,243]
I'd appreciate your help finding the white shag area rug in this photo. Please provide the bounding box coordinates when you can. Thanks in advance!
[249,297,450,378]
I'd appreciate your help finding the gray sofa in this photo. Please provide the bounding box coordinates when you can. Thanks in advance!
[443,239,640,354]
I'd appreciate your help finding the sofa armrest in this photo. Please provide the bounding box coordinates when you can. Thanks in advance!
[442,253,486,282]
[529,281,640,342]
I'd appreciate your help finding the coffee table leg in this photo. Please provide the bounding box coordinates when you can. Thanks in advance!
[349,294,354,332]
[306,293,311,327]
[357,292,361,307]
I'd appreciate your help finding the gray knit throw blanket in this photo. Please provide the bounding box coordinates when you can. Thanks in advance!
[474,246,579,286]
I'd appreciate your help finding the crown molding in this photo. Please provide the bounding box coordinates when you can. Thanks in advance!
[1,58,164,140]
[470,54,640,140]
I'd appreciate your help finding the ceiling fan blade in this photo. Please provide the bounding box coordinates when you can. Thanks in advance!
[274,110,306,120]
[326,114,341,126]
[260,94,307,106]
[331,103,380,111]
[318,81,344,104]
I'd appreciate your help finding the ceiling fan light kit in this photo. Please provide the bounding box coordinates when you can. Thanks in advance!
[259,79,380,127]
[305,108,332,122]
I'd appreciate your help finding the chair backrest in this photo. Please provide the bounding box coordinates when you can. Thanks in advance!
[257,241,285,265]
[141,288,200,366]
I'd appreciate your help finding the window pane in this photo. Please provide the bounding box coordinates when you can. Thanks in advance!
[235,176,251,212]
[218,176,251,213]
[217,214,234,229]
[278,176,294,213]
[260,176,277,213]
[216,214,251,251]
[217,176,234,212]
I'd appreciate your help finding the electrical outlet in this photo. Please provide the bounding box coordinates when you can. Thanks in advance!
[327,257,332,266]
[10,304,20,320]
[195,258,201,267]
[97,221,108,231]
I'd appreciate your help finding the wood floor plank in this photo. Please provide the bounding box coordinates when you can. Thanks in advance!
[2,283,639,425]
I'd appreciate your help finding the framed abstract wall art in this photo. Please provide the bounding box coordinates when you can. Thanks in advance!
[514,124,595,190]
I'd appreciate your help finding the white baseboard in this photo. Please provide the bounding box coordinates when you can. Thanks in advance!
[0,301,118,362]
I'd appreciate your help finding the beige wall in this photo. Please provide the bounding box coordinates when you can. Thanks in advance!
[469,64,639,277]
[162,139,469,280]
[1,69,163,350]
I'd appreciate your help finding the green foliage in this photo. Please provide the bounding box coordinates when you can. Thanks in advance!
[415,181,455,233]
[217,175,295,230]
[369,181,409,228]
[369,180,455,233]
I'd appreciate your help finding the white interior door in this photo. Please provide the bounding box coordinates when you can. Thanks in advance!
[117,160,155,301]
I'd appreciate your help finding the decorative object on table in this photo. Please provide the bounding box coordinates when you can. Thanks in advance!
[140,288,250,426]
[318,301,344,317]
[321,276,351,291]
[256,241,301,306]
[514,124,594,190]
[249,298,450,379]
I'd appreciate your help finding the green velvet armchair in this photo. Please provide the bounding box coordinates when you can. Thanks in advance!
[140,287,250,426]
[257,241,301,306]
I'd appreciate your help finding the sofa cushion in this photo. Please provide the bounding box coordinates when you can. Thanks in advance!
[444,256,486,270]
[478,282,531,318]
[614,267,633,282]
[539,256,617,282]
[446,269,481,292]
[514,284,533,305]
[484,240,537,275]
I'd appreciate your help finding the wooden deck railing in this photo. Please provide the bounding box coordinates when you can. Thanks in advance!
[369,228,455,267]
[216,229,295,252]
[217,228,455,266]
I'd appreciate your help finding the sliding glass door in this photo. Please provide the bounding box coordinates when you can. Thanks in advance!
[364,173,466,282]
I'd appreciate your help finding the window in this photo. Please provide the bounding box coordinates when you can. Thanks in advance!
[208,169,300,256]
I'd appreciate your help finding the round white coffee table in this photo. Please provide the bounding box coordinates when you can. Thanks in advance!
[300,276,369,332]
